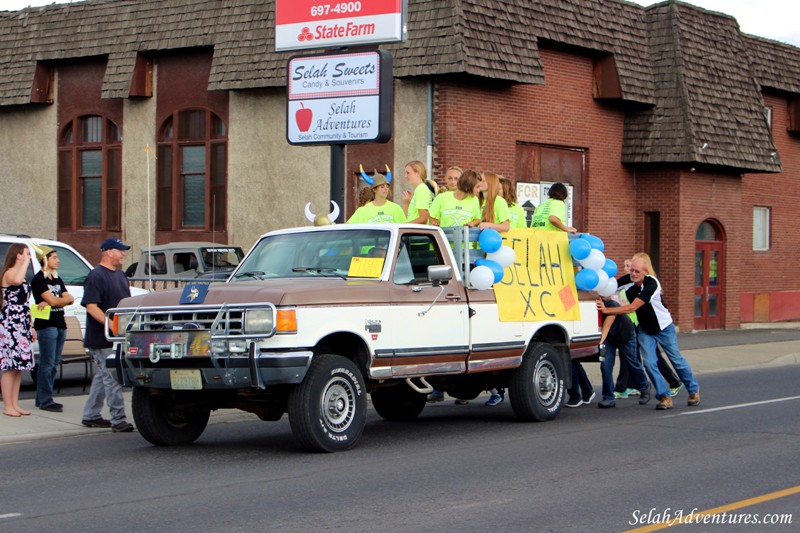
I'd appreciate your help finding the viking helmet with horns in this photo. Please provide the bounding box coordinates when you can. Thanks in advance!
[304,200,341,226]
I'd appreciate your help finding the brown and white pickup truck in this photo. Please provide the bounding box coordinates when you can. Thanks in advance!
[107,224,600,452]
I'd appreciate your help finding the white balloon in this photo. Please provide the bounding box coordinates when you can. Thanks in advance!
[598,277,618,297]
[591,269,609,291]
[579,248,606,271]
[470,265,495,290]
[487,245,516,268]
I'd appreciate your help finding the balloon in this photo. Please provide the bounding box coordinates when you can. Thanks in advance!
[478,229,502,254]
[580,234,605,252]
[597,277,618,297]
[469,265,494,290]
[579,248,606,271]
[487,245,515,268]
[591,269,609,291]
[575,268,599,291]
[569,238,591,260]
[602,258,618,278]
[475,259,505,284]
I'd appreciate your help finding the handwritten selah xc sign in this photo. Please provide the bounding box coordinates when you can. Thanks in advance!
[493,229,581,322]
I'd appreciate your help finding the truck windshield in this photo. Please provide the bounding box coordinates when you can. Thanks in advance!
[234,229,391,280]
[200,247,244,270]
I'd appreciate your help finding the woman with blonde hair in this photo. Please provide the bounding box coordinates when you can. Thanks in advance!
[478,171,510,233]
[401,160,434,224]
[1,243,36,417]
[443,166,463,192]
[499,176,527,229]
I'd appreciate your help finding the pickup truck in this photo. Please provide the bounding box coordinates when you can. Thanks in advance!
[107,224,600,452]
[127,242,244,286]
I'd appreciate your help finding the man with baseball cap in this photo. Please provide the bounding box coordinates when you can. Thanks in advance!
[81,237,134,432]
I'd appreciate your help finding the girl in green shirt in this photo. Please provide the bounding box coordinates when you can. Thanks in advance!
[347,174,405,224]
[499,176,528,229]
[478,171,510,233]
[429,169,482,227]
[401,160,434,224]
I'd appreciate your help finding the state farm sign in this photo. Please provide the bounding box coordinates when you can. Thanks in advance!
[275,0,407,52]
[287,50,393,145]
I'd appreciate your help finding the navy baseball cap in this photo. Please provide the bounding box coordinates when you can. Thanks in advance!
[100,237,131,251]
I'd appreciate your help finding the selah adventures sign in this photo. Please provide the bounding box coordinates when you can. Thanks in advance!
[287,50,393,145]
[275,0,407,52]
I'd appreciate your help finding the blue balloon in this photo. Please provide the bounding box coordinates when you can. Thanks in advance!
[478,229,502,254]
[602,258,618,278]
[475,258,505,283]
[569,238,591,260]
[580,233,605,252]
[575,268,599,291]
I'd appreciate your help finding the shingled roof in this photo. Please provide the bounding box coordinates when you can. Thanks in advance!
[0,0,795,173]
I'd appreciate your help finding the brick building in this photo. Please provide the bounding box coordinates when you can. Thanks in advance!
[0,0,798,330]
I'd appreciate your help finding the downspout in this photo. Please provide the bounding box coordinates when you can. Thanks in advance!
[426,79,434,176]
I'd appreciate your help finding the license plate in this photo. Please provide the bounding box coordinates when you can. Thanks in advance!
[169,369,202,390]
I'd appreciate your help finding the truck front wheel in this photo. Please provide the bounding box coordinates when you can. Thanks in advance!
[509,343,565,422]
[288,354,367,452]
[371,383,427,420]
[132,388,211,446]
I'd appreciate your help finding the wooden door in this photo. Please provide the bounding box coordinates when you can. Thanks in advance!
[694,221,724,330]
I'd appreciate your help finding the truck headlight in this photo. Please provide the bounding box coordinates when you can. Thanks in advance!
[115,313,134,335]
[244,309,274,334]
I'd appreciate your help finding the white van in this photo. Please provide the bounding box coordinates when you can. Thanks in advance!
[0,233,147,332]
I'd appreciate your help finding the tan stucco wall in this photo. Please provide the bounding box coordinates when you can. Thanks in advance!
[227,89,328,250]
[120,87,157,256]
[0,104,57,238]
[391,78,430,198]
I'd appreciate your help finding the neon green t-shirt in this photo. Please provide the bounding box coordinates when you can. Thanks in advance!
[481,196,510,225]
[429,191,481,227]
[531,197,567,231]
[347,201,406,224]
[406,182,433,223]
[508,203,527,229]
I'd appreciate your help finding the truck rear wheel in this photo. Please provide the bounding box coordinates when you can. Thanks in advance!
[288,354,366,452]
[132,387,211,446]
[509,342,565,422]
[371,383,427,420]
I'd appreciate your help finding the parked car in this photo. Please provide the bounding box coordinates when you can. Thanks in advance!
[0,233,148,332]
[127,242,245,282]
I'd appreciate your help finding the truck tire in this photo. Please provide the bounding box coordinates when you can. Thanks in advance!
[509,342,565,422]
[371,383,427,421]
[132,387,210,446]
[288,354,366,452]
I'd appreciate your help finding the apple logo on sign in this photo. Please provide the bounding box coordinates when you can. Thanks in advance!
[296,103,313,132]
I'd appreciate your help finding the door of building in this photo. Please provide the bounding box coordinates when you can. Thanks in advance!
[694,220,724,330]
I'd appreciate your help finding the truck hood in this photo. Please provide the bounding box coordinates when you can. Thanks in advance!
[117,278,390,308]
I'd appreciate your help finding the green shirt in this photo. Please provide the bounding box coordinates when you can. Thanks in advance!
[429,191,481,227]
[481,196,510,224]
[406,182,433,223]
[508,203,527,229]
[531,197,567,231]
[347,201,406,224]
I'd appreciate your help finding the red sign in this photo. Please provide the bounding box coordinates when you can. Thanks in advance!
[275,0,406,52]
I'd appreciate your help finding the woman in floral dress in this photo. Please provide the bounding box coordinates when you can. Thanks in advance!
[1,243,36,416]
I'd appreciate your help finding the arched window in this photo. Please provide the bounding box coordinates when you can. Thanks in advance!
[696,220,721,241]
[57,115,122,230]
[156,109,227,231]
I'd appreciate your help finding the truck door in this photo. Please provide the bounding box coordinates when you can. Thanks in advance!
[385,231,469,377]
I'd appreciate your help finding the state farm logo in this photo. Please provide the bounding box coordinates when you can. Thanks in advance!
[297,26,314,42]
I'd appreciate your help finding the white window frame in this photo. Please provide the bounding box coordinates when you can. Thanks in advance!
[753,206,770,251]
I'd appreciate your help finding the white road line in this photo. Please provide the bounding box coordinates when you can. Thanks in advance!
[673,395,800,416]
[0,513,22,519]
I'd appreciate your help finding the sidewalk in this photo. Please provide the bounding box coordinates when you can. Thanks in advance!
[2,331,799,445]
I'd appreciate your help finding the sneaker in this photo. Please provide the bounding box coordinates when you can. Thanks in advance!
[656,395,673,410]
[638,389,652,405]
[626,388,640,397]
[485,393,504,406]
[670,383,685,397]
[614,390,628,399]
[687,389,701,406]
[39,403,64,413]
[583,392,596,404]
[565,397,583,408]
[111,421,135,433]
[598,399,616,408]
[454,399,470,405]
[82,417,112,428]
[426,390,444,403]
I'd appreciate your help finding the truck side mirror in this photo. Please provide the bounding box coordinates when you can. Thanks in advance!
[427,265,452,286]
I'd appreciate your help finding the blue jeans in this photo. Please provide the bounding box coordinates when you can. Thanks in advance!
[600,334,650,402]
[83,348,127,425]
[36,327,66,407]
[567,361,593,401]
[637,323,699,398]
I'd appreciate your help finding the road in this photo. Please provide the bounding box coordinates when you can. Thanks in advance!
[3,364,798,533]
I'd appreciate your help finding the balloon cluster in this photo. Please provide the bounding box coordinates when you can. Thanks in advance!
[569,234,619,297]
[469,229,515,290]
